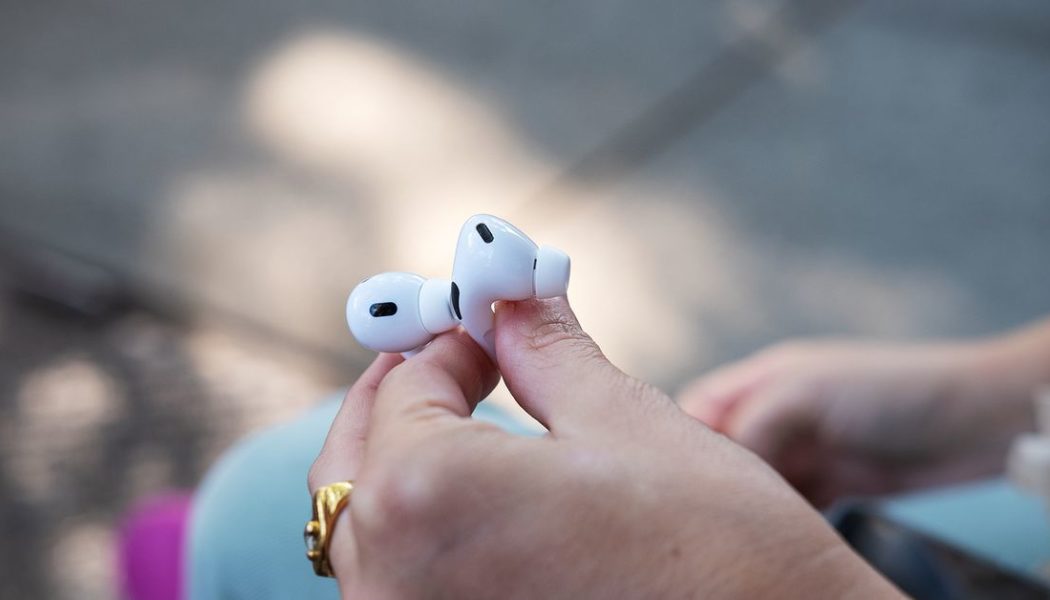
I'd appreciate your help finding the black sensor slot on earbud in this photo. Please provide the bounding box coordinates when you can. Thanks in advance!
[476,223,494,243]
[370,302,398,317]
[450,282,462,319]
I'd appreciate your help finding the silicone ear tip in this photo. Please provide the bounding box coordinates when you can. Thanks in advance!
[419,277,459,333]
[534,245,571,298]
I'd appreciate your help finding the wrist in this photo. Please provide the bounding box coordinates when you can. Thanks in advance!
[726,528,901,599]
[802,543,903,599]
[694,501,901,599]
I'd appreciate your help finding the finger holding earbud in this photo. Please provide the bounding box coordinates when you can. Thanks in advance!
[368,329,500,449]
[307,351,403,581]
[495,297,662,436]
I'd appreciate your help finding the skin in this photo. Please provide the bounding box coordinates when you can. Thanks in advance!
[310,297,901,599]
[678,319,1050,507]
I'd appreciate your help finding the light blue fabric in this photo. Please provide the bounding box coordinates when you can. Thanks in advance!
[189,395,1050,598]
[187,397,343,600]
[880,478,1050,582]
[186,395,538,600]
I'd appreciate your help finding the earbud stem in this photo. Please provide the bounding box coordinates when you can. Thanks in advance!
[460,297,497,361]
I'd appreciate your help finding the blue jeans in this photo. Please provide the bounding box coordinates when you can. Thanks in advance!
[187,398,1050,599]
[187,397,540,600]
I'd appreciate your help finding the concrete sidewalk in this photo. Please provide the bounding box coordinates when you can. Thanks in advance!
[1,1,1046,379]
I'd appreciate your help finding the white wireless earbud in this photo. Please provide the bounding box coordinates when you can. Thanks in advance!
[344,215,570,359]
[345,272,459,355]
[452,214,570,358]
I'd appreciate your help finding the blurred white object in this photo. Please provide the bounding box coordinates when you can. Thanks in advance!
[1008,388,1050,504]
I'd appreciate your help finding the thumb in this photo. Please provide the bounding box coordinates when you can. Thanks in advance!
[368,329,500,449]
[494,297,651,434]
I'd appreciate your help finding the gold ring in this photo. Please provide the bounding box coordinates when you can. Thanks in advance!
[304,481,354,577]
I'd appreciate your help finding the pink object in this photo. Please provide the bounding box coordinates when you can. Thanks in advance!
[117,493,192,600]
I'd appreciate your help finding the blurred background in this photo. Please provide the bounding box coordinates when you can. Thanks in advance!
[1,0,1048,597]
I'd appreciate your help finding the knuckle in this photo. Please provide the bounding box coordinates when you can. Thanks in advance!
[615,372,660,402]
[560,445,628,497]
[306,454,333,493]
[306,463,321,492]
[620,375,675,414]
[351,452,449,542]
[377,359,416,393]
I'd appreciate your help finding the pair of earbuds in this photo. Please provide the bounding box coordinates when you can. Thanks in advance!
[346,214,571,359]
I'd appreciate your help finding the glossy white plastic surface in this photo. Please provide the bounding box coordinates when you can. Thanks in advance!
[419,277,458,334]
[452,214,570,359]
[534,245,571,298]
[345,215,570,358]
[346,272,456,354]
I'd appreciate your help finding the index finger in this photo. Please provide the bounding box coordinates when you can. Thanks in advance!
[368,329,499,447]
[306,352,403,583]
[309,352,404,491]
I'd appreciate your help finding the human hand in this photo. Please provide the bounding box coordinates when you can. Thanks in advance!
[677,338,1036,507]
[310,298,897,598]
